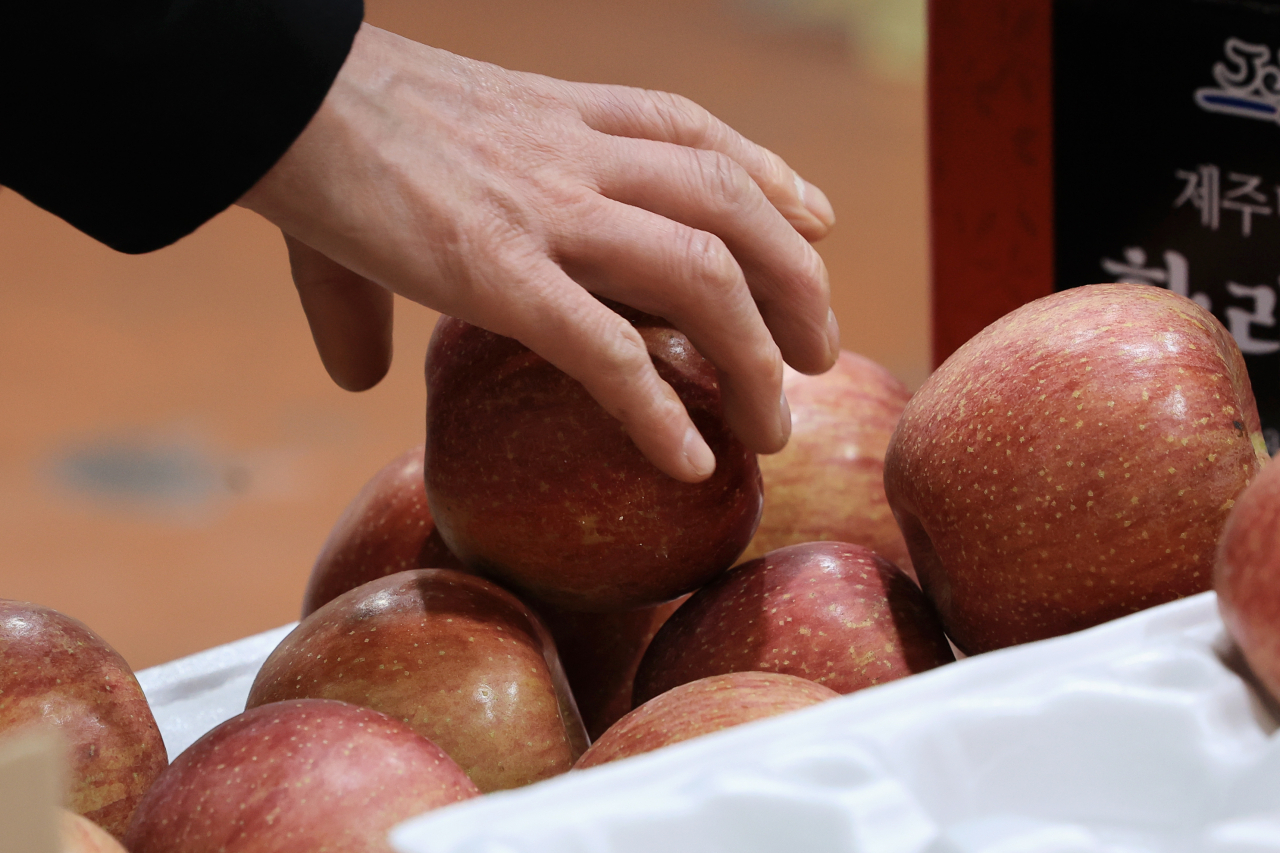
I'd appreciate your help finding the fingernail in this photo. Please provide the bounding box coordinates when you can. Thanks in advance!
[826,308,841,362]
[682,426,716,480]
[778,388,792,445]
[796,173,836,227]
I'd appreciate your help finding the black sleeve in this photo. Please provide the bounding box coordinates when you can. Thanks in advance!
[0,0,364,254]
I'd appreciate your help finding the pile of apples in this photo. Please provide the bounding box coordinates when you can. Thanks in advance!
[6,283,1280,852]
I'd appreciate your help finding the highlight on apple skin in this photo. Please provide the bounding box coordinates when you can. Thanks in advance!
[123,699,478,853]
[576,671,838,769]
[248,569,588,792]
[634,541,954,707]
[424,305,763,612]
[885,283,1269,654]
[0,600,168,839]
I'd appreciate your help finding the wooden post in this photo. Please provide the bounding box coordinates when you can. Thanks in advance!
[928,0,1055,366]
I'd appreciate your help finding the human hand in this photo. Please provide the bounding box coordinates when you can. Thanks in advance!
[239,24,837,483]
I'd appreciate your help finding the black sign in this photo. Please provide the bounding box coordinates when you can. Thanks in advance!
[1054,0,1280,450]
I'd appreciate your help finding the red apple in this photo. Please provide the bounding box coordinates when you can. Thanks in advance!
[541,597,687,741]
[634,542,954,706]
[298,445,686,740]
[1216,449,1280,701]
[424,305,763,611]
[885,283,1269,654]
[249,569,588,792]
[576,671,837,769]
[61,811,128,853]
[123,699,478,853]
[302,444,463,617]
[742,351,914,579]
[0,601,167,838]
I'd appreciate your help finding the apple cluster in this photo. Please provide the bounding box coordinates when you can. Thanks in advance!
[5,284,1276,851]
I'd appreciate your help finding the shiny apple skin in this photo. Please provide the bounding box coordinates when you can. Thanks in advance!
[302,445,464,618]
[424,308,763,612]
[634,542,953,706]
[576,671,837,769]
[297,444,685,739]
[743,351,913,578]
[123,699,478,853]
[61,811,128,853]
[0,601,167,838]
[249,569,588,792]
[885,283,1269,654]
[1216,450,1280,701]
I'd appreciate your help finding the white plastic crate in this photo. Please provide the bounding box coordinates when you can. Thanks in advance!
[136,592,1280,853]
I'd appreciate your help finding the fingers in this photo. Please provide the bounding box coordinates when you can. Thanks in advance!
[585,137,836,377]
[570,85,835,241]
[285,234,395,392]
[557,199,788,455]
[495,259,717,483]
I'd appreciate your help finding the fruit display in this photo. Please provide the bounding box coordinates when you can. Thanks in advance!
[634,542,954,705]
[248,569,588,792]
[6,288,1274,841]
[424,306,763,612]
[885,284,1269,654]
[0,600,167,838]
[742,351,914,578]
[575,671,838,769]
[1215,446,1280,702]
[123,699,478,853]
[298,443,688,739]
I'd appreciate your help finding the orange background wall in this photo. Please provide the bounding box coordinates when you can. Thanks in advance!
[0,0,928,669]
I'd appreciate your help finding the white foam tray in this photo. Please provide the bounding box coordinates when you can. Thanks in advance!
[137,592,1280,853]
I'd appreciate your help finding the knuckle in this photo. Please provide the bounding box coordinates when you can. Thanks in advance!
[697,150,752,205]
[800,245,831,300]
[769,241,829,310]
[763,150,797,195]
[594,318,651,386]
[680,229,740,298]
[763,345,786,390]
[651,90,713,142]
[737,329,784,393]
[587,324,665,425]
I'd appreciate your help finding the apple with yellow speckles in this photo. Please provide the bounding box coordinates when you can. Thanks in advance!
[633,542,953,706]
[123,699,478,853]
[424,304,763,612]
[0,600,167,839]
[301,445,464,619]
[740,351,914,579]
[247,570,588,793]
[885,283,1269,655]
[576,671,838,769]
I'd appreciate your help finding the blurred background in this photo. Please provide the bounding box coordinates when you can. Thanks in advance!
[0,0,928,669]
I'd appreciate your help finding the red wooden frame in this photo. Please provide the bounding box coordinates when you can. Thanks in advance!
[929,0,1055,366]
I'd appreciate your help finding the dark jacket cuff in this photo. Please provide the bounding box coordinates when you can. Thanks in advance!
[0,0,364,253]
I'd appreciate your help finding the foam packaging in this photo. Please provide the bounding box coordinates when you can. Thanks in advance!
[136,592,1280,853]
